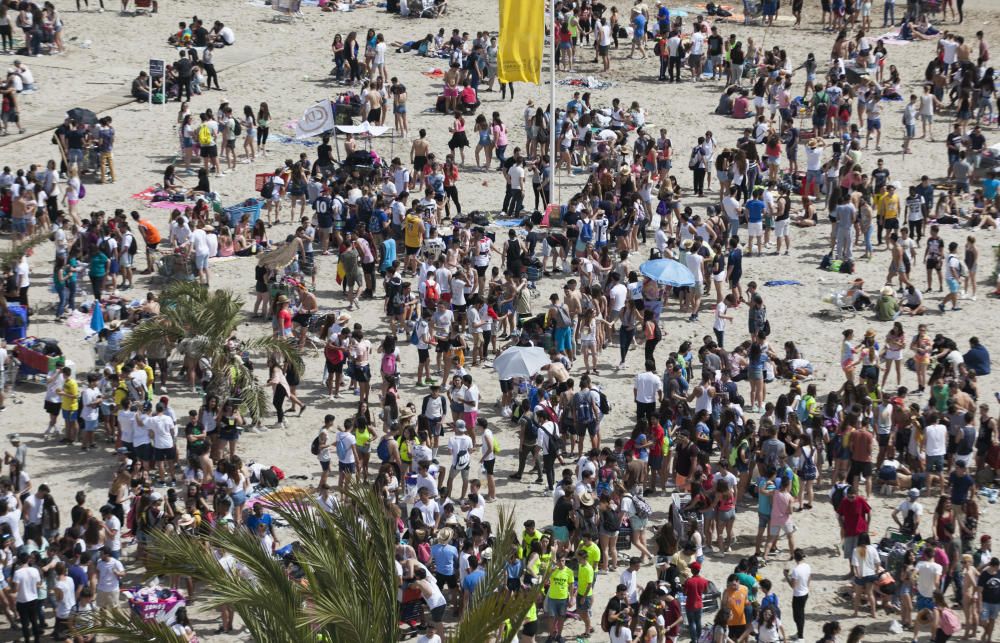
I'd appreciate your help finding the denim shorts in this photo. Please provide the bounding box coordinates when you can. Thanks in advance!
[926,454,944,472]
[982,602,1000,621]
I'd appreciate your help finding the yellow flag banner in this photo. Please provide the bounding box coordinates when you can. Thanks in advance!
[497,0,543,84]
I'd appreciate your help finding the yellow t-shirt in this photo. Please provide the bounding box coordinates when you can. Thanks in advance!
[61,378,79,411]
[403,215,423,248]
[578,541,601,569]
[577,562,595,598]
[548,567,574,600]
[879,193,900,220]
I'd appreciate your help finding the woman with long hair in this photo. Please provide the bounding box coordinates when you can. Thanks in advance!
[256,102,271,156]
[241,105,257,162]
[473,113,493,169]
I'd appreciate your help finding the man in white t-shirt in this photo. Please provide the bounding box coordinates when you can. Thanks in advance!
[190,223,212,285]
[99,505,122,557]
[447,420,474,499]
[506,159,525,216]
[892,488,923,536]
[53,562,77,639]
[149,403,178,484]
[0,497,23,548]
[634,360,663,420]
[608,274,628,324]
[783,548,811,641]
[713,294,735,348]
[12,553,42,639]
[92,547,126,610]
[79,373,103,451]
[316,414,334,488]
[923,415,948,495]
[915,549,942,609]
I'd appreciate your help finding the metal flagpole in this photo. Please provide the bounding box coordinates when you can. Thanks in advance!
[548,0,557,206]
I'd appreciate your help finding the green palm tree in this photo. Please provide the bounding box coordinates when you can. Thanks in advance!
[117,281,301,422]
[79,485,539,642]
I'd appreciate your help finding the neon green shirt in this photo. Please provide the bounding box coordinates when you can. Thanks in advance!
[548,567,574,600]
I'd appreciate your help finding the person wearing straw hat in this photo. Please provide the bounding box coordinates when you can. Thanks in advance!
[274,294,293,338]
[430,527,460,606]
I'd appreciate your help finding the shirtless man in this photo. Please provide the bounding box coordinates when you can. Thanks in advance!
[410,129,431,190]
[563,280,583,329]
[885,233,912,289]
[443,62,461,114]
[292,283,319,349]
[365,82,384,126]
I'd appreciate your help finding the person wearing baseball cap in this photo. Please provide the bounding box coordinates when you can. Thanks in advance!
[683,560,710,641]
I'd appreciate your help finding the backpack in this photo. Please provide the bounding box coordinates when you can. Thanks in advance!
[626,493,652,519]
[539,422,564,455]
[598,391,611,415]
[574,391,596,424]
[455,446,471,470]
[376,436,391,462]
[596,466,614,497]
[335,433,351,461]
[939,608,960,636]
[197,123,213,146]
[688,145,701,170]
[653,39,664,56]
[580,219,594,243]
[799,448,818,480]
[790,471,801,498]
[381,351,398,377]
[259,467,279,488]
[260,177,275,199]
[728,438,748,467]
[492,435,501,455]
[523,417,540,443]
[311,434,321,456]
[553,305,572,329]
[126,233,138,256]
[600,603,613,633]
[233,119,242,137]
[830,483,849,510]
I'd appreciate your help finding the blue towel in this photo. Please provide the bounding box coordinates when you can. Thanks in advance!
[763,280,802,287]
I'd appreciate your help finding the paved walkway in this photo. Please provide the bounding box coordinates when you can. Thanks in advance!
[0,48,265,148]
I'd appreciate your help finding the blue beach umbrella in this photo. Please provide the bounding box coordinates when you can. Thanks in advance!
[639,259,696,287]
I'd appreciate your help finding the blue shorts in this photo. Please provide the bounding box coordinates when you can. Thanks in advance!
[83,419,99,432]
[758,513,771,530]
[62,409,78,422]
[194,254,209,270]
[546,597,568,617]
[867,118,881,131]
[982,602,1000,621]
[926,454,945,472]
[946,277,961,294]
[554,327,573,353]
[339,462,357,473]
[916,594,935,611]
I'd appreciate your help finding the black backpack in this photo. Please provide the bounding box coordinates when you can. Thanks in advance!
[310,435,321,456]
[523,417,539,443]
[261,177,275,199]
[233,119,242,137]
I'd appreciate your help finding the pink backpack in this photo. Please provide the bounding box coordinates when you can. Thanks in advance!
[939,608,960,636]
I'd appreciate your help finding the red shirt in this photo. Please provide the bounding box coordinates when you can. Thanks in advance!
[649,423,666,457]
[277,308,292,331]
[664,596,682,635]
[836,496,871,537]
[682,575,710,610]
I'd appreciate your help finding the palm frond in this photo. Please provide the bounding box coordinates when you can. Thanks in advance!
[447,589,539,643]
[75,606,190,643]
[0,232,49,272]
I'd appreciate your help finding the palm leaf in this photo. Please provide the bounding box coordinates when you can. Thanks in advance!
[75,606,190,643]
[0,232,49,272]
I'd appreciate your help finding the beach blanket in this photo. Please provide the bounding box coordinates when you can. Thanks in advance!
[493,218,525,228]
[131,186,158,201]
[422,68,445,78]
[148,200,185,210]
[275,135,320,147]
[558,76,614,90]
[764,280,802,287]
[877,29,912,45]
